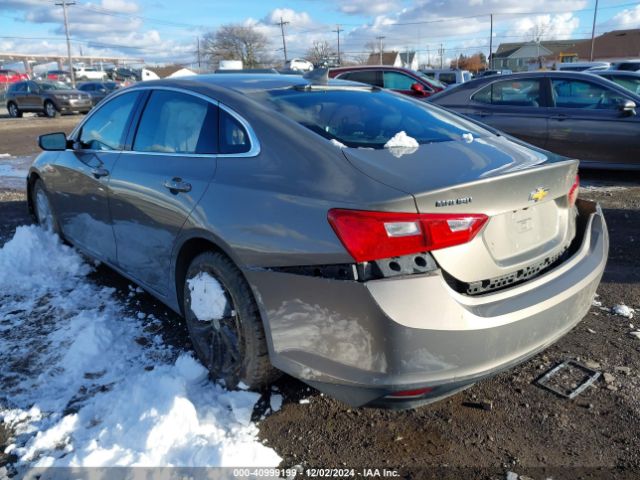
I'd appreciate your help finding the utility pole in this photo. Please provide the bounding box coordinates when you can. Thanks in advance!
[333,25,343,66]
[489,13,493,69]
[439,43,444,69]
[275,17,290,64]
[376,36,385,64]
[590,0,599,62]
[196,36,201,70]
[55,0,76,87]
[426,45,430,67]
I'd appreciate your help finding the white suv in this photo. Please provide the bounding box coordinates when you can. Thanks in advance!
[286,58,314,72]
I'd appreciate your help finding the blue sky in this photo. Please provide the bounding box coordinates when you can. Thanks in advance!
[1,0,639,67]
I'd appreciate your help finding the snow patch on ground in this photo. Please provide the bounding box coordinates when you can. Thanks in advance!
[0,154,34,190]
[0,226,281,468]
[187,272,228,321]
[612,304,635,319]
[384,131,419,149]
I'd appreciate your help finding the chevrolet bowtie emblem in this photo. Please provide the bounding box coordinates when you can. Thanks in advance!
[529,187,549,203]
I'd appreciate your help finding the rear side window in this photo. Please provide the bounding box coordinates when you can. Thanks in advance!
[618,62,640,71]
[133,90,218,154]
[439,73,457,84]
[383,71,420,90]
[552,79,626,109]
[473,79,542,107]
[219,109,250,154]
[339,70,382,87]
[9,83,25,93]
[79,91,140,150]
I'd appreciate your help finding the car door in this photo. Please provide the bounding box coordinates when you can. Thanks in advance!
[25,81,45,110]
[546,77,640,165]
[12,82,28,108]
[466,77,549,148]
[382,70,432,97]
[46,90,142,263]
[108,88,220,295]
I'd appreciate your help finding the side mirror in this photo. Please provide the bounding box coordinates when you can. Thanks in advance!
[39,132,68,151]
[411,82,427,96]
[619,99,636,116]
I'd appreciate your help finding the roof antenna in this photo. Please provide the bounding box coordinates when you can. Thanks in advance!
[303,68,329,85]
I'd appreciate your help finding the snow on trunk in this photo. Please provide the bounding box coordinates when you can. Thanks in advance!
[0,226,281,468]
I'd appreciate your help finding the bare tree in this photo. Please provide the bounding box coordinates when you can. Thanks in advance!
[305,40,337,66]
[201,24,272,69]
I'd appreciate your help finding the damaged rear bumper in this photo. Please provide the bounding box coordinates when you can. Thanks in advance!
[245,199,608,408]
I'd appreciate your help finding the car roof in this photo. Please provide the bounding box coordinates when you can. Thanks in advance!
[593,70,640,77]
[330,65,418,75]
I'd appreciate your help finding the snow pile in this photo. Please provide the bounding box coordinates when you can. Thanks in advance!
[612,304,635,319]
[461,132,474,143]
[0,226,281,468]
[187,272,228,321]
[384,131,419,149]
[329,139,347,149]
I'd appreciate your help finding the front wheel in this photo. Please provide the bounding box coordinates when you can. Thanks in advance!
[32,179,60,234]
[44,101,58,118]
[7,102,22,118]
[182,251,279,389]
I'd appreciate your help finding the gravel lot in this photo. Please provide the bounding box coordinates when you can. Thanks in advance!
[1,116,639,478]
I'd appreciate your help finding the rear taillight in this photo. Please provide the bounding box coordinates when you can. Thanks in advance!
[387,387,434,398]
[568,174,579,207]
[327,209,488,263]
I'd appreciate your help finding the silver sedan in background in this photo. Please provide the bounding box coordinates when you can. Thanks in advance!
[28,74,608,408]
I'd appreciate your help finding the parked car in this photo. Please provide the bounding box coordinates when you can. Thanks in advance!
[77,81,120,106]
[557,61,610,72]
[590,70,640,95]
[107,67,140,82]
[478,69,512,77]
[0,69,29,84]
[428,71,640,169]
[45,70,72,83]
[421,69,472,86]
[329,66,445,98]
[611,60,640,72]
[285,58,314,72]
[29,74,607,408]
[74,66,107,81]
[6,80,92,118]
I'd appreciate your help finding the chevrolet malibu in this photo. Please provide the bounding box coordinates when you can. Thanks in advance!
[28,74,608,408]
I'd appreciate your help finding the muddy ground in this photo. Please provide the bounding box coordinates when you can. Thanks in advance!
[1,116,639,479]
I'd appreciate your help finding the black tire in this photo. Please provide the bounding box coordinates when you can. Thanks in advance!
[44,100,58,118]
[183,251,279,389]
[7,102,22,118]
[32,178,61,234]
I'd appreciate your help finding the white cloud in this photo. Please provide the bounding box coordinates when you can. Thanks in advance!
[339,0,401,16]
[507,13,581,42]
[603,4,640,30]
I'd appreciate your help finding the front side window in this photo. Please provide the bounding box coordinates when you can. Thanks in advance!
[552,79,627,109]
[254,88,488,149]
[383,71,416,90]
[607,77,640,95]
[473,79,542,107]
[133,90,218,154]
[79,91,140,150]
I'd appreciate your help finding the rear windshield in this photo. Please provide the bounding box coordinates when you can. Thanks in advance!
[253,88,488,148]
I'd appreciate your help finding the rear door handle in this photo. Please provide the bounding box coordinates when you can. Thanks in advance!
[91,167,109,178]
[550,114,569,121]
[163,178,192,193]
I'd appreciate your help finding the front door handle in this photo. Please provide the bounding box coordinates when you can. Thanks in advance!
[163,177,192,193]
[91,167,109,178]
[550,114,569,121]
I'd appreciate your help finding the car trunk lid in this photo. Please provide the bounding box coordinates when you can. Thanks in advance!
[342,136,579,283]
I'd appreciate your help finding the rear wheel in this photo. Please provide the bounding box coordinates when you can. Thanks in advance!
[182,251,279,389]
[44,101,58,118]
[7,102,22,118]
[33,179,60,234]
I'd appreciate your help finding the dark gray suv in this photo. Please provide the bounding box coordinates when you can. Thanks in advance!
[6,80,92,118]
